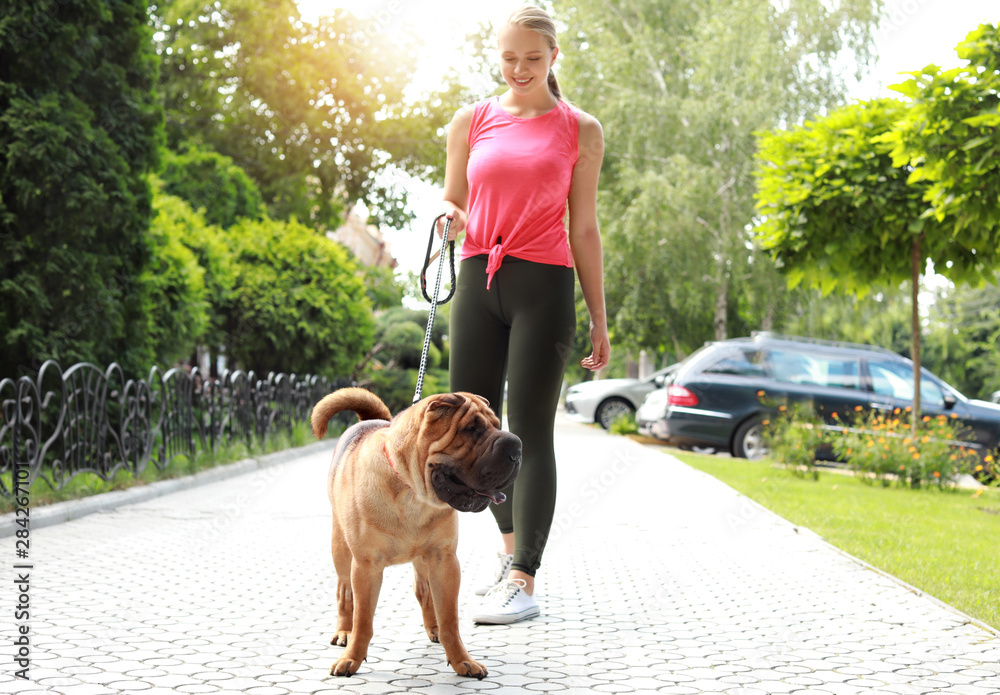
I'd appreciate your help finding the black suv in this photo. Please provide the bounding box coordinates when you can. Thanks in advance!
[636,333,1000,460]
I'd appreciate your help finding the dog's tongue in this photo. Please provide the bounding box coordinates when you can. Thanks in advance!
[477,490,507,505]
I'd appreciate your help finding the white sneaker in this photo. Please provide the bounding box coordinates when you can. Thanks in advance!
[471,578,540,624]
[475,552,514,596]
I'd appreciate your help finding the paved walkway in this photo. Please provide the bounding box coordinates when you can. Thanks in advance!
[2,415,999,695]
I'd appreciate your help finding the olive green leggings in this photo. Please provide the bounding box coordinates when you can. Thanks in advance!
[449,255,577,577]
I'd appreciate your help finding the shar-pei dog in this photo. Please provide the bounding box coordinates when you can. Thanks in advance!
[310,387,521,679]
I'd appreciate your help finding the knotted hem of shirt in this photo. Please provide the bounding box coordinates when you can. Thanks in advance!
[485,241,505,290]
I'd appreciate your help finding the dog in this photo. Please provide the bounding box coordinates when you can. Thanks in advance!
[310,387,521,679]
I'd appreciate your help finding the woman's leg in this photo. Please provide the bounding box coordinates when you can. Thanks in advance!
[495,261,576,587]
[448,256,514,534]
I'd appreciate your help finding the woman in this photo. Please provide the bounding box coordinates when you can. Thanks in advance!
[438,5,609,624]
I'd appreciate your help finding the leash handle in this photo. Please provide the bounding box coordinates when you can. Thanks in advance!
[420,214,456,304]
[414,214,455,404]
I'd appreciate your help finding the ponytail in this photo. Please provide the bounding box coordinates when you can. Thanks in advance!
[547,69,562,101]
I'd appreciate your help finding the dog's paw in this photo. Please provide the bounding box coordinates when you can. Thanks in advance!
[330,657,362,677]
[330,631,350,647]
[425,626,440,643]
[451,659,488,680]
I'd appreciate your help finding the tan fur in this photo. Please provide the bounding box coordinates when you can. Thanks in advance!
[309,387,520,679]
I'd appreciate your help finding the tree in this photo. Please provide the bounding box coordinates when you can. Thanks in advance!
[142,191,211,365]
[146,177,238,368]
[754,25,1000,423]
[556,0,881,357]
[151,0,445,230]
[885,24,1000,272]
[0,0,163,377]
[755,98,939,421]
[222,216,374,379]
[158,144,265,228]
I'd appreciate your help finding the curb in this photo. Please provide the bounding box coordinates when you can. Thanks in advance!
[0,438,338,538]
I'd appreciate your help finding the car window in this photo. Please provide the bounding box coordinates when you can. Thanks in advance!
[765,349,860,390]
[702,348,766,377]
[867,360,945,406]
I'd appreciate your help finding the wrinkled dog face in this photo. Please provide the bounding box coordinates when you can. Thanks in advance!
[423,393,522,513]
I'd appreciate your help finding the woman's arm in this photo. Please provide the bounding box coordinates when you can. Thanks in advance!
[568,112,610,372]
[438,105,475,240]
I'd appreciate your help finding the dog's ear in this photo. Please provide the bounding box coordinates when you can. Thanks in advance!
[427,393,467,413]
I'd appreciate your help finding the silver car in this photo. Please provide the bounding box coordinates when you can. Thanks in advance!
[564,365,677,429]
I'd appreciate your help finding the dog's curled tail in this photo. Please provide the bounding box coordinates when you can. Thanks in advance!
[311,387,393,439]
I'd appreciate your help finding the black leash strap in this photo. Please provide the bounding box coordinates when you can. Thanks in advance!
[413,214,456,404]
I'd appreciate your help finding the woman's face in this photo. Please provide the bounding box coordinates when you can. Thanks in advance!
[497,24,558,98]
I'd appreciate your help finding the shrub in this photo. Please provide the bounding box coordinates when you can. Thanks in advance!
[610,413,638,436]
[830,406,980,488]
[762,401,825,479]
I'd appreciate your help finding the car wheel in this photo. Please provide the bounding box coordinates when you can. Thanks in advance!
[596,397,634,430]
[733,416,768,460]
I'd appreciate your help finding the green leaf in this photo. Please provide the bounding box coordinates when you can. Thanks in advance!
[961,135,994,151]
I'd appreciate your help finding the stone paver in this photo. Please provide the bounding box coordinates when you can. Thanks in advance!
[2,415,999,694]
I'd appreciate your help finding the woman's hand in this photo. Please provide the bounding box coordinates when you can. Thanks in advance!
[580,321,610,371]
[437,206,467,241]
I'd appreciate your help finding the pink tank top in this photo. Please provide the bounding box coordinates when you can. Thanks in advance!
[463,96,580,289]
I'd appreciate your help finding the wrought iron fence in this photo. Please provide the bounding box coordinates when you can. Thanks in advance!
[0,360,350,497]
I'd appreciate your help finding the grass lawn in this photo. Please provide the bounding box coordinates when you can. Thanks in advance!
[667,448,1000,631]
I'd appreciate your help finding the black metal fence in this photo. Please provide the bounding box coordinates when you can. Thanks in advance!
[0,360,349,498]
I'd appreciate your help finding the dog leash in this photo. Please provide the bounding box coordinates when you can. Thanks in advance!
[413,213,456,404]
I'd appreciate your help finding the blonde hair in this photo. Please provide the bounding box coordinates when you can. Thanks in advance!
[501,6,563,101]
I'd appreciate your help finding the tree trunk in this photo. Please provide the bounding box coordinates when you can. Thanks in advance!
[714,267,728,341]
[910,235,923,433]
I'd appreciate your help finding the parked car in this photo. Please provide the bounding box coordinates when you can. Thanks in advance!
[565,365,678,429]
[636,333,1000,462]
[992,390,1000,404]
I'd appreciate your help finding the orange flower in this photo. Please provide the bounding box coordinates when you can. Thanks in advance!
[912,453,920,460]
[779,405,787,411]
[899,465,906,471]
[893,407,901,414]
[757,390,765,397]
[986,455,995,463]
[933,471,941,478]
[921,436,930,443]
[877,437,886,444]
[905,406,912,412]
[854,405,863,411]
[922,415,931,422]
[831,412,839,420]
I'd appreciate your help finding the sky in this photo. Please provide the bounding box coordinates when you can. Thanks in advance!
[295,0,1000,280]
